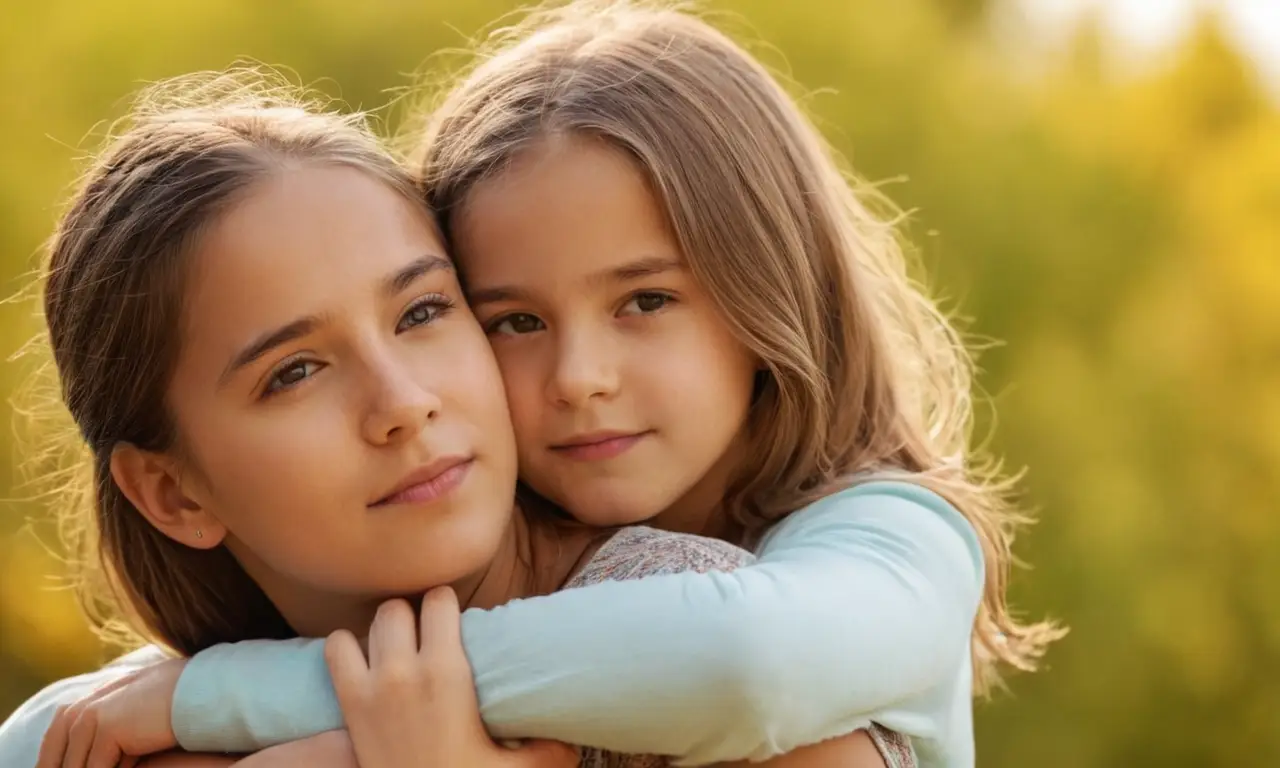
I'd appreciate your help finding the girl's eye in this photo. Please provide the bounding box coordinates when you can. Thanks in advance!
[490,313,546,336]
[620,291,673,316]
[397,295,455,333]
[265,360,322,396]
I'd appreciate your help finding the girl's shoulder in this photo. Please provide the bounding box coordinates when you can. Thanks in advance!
[566,526,755,589]
[764,478,984,571]
[803,476,960,517]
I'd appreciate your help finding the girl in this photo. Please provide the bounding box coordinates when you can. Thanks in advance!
[22,1,1062,766]
[0,71,906,768]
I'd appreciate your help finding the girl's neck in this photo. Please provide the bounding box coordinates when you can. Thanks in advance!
[250,503,606,643]
[650,419,747,540]
[464,510,605,611]
[269,509,605,638]
[649,435,747,542]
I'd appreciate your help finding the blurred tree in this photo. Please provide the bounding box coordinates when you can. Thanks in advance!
[0,1,1275,765]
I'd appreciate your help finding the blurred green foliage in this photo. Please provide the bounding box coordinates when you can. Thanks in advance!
[1,1,1276,765]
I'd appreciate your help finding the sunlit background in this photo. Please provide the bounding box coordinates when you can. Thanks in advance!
[1,1,1277,765]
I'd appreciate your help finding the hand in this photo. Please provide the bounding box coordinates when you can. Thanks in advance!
[36,657,185,768]
[325,588,578,768]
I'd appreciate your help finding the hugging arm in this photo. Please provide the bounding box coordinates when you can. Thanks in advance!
[168,483,978,764]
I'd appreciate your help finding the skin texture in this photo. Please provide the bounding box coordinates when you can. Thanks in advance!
[34,158,889,768]
[37,164,562,768]
[113,165,521,639]
[457,135,759,536]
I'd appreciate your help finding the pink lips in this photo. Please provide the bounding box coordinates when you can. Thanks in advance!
[551,431,651,461]
[373,457,473,507]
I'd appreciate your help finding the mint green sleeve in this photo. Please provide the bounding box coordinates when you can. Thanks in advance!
[173,481,983,765]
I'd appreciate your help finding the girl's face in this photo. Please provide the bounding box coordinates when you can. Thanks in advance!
[155,165,517,631]
[454,136,758,533]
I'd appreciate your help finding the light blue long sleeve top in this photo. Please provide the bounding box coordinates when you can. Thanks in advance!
[0,481,984,768]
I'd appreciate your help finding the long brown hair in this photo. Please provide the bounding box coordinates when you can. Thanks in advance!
[31,69,423,656]
[412,0,1063,691]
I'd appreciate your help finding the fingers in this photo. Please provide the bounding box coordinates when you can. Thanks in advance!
[325,629,369,706]
[82,684,132,768]
[417,587,462,660]
[62,703,98,768]
[35,705,72,768]
[368,599,418,668]
[36,669,163,768]
[84,724,123,768]
[506,739,580,768]
[419,587,473,699]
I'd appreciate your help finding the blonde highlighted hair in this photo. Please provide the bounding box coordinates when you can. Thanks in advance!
[412,0,1062,691]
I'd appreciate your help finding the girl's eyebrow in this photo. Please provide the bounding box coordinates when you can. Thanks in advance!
[468,255,681,309]
[220,254,452,385]
[601,255,682,284]
[383,254,453,297]
[467,284,530,309]
[221,315,326,387]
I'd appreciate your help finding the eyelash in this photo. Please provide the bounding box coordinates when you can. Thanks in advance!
[260,294,455,398]
[620,290,675,316]
[485,290,677,337]
[396,294,455,333]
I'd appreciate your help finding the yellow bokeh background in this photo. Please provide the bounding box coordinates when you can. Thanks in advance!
[1,1,1277,765]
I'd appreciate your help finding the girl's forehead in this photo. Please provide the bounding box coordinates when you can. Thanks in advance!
[178,166,443,351]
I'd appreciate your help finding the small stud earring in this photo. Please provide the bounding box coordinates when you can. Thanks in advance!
[194,529,204,540]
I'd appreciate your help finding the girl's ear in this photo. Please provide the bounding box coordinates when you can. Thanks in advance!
[110,443,227,549]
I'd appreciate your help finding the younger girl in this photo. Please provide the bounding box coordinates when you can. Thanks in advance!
[0,72,905,768]
[23,2,1061,766]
